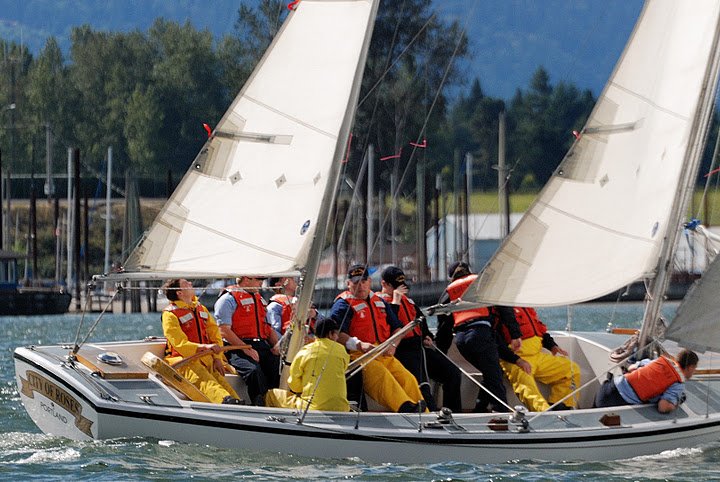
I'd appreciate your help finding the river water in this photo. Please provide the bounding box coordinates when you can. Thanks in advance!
[3,302,720,481]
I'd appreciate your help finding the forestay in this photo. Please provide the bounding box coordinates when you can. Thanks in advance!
[122,0,376,279]
[463,0,720,306]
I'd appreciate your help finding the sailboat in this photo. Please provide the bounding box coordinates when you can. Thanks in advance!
[13,0,720,464]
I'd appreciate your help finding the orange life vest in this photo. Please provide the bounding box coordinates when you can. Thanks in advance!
[164,302,211,358]
[223,285,271,340]
[270,293,294,334]
[624,356,684,402]
[377,292,422,339]
[445,274,492,328]
[500,307,547,343]
[336,291,390,344]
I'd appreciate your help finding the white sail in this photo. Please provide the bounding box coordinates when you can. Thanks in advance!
[464,0,720,306]
[666,254,720,352]
[121,0,376,279]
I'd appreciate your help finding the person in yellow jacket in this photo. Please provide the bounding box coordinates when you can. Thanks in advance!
[498,307,581,411]
[265,318,350,411]
[162,278,242,404]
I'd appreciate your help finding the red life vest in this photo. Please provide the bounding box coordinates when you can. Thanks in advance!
[625,356,684,402]
[376,292,422,339]
[270,293,294,334]
[164,302,211,358]
[445,274,492,328]
[336,291,390,344]
[223,285,271,340]
[500,307,547,343]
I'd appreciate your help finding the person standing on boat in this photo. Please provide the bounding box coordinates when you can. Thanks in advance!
[330,264,427,413]
[378,266,462,412]
[497,307,581,411]
[594,349,698,413]
[265,317,350,411]
[215,276,281,406]
[161,278,243,404]
[436,261,522,413]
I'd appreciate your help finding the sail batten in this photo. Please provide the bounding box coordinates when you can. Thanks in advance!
[464,0,720,307]
[122,0,376,279]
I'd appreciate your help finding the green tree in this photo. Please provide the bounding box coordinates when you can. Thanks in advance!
[507,66,594,188]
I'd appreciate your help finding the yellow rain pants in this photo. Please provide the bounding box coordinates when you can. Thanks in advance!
[352,352,424,412]
[167,355,240,404]
[500,336,581,412]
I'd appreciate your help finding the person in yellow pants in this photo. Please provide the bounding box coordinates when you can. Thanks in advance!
[162,278,242,404]
[266,318,350,411]
[498,307,581,411]
[330,264,426,413]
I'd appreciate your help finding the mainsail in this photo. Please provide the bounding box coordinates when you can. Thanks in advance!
[121,0,377,279]
[463,0,720,307]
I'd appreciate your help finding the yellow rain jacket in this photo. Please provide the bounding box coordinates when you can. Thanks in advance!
[267,337,350,411]
[162,297,240,403]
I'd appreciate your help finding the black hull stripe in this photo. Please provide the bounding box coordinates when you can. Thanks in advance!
[14,351,720,446]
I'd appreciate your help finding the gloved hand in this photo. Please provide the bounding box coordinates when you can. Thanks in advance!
[678,392,687,405]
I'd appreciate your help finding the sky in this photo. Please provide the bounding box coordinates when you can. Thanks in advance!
[0,0,644,99]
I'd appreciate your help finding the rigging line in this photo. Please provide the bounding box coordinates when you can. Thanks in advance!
[71,288,120,356]
[368,12,469,265]
[357,8,435,108]
[334,1,410,259]
[428,342,515,414]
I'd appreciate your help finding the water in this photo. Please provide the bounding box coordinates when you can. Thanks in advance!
[3,303,720,481]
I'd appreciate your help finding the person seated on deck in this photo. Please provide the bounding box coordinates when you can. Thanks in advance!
[161,278,242,405]
[497,307,581,411]
[214,276,281,406]
[266,276,321,338]
[377,265,462,412]
[265,318,350,411]
[330,264,427,413]
[594,348,698,413]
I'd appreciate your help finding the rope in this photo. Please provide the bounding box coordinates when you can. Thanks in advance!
[427,342,515,414]
[71,287,120,356]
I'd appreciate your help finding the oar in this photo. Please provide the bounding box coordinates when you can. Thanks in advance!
[171,344,250,369]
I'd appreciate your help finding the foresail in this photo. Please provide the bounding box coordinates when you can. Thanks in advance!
[122,0,376,278]
[666,255,720,353]
[464,0,720,306]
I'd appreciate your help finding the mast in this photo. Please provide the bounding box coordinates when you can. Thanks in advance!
[638,19,720,350]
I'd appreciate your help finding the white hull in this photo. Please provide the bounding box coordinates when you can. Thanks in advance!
[15,332,720,464]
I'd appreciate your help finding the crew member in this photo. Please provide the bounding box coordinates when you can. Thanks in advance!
[436,261,522,412]
[330,264,426,413]
[265,318,350,411]
[595,348,698,413]
[161,278,242,404]
[215,276,280,406]
[499,307,581,411]
[378,265,462,412]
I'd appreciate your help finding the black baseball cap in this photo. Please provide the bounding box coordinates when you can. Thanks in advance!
[347,264,369,282]
[448,261,471,280]
[381,266,407,288]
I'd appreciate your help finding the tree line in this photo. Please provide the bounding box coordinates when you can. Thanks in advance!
[0,0,601,198]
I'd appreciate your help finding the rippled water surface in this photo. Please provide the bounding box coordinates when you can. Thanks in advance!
[4,303,720,480]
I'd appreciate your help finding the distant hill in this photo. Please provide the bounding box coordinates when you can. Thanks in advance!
[0,0,643,99]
